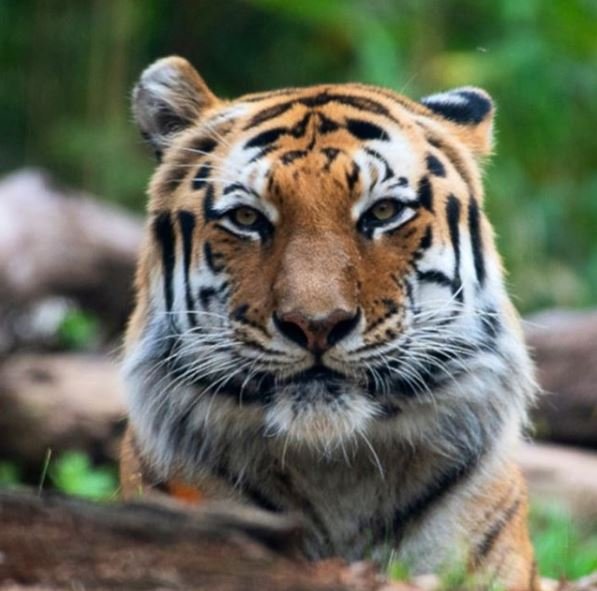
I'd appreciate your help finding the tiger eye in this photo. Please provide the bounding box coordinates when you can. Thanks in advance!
[371,199,398,221]
[233,207,258,226]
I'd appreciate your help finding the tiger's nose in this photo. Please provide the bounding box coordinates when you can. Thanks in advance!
[273,309,360,353]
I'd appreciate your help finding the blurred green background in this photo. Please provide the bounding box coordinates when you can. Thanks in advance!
[1,0,596,312]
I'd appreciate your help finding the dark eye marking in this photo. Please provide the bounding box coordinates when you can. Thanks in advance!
[346,119,390,141]
[192,163,211,190]
[426,153,446,177]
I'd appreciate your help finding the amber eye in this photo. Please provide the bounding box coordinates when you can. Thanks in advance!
[232,206,259,227]
[370,199,399,221]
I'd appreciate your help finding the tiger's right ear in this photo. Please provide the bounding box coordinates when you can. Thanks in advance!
[132,56,219,160]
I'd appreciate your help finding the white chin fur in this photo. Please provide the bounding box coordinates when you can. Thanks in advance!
[264,382,380,452]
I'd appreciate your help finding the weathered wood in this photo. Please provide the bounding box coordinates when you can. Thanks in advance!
[0,354,126,469]
[0,489,399,591]
[525,309,597,449]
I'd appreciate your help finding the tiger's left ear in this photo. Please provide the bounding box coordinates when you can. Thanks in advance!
[420,87,495,157]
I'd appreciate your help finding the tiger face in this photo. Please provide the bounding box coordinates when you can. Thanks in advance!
[124,57,531,459]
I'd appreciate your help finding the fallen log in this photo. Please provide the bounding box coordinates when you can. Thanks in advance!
[0,353,126,470]
[524,309,597,449]
[0,489,399,591]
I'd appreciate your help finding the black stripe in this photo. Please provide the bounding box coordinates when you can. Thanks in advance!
[244,91,399,131]
[249,144,277,163]
[202,184,218,222]
[192,163,211,190]
[244,101,295,129]
[346,119,390,141]
[474,496,522,563]
[177,210,196,326]
[203,241,225,274]
[446,195,463,300]
[281,150,307,165]
[223,182,248,195]
[417,176,433,211]
[321,147,340,170]
[417,269,453,287]
[480,308,501,341]
[392,448,483,539]
[153,213,176,311]
[232,304,250,323]
[426,153,446,177]
[318,113,340,133]
[245,127,287,149]
[468,196,486,286]
[188,136,218,155]
[365,148,395,181]
[418,226,433,250]
[198,287,217,309]
[345,161,361,192]
[425,133,473,192]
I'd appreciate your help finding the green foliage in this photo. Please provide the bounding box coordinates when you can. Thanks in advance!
[530,501,597,580]
[0,461,21,487]
[387,559,410,581]
[48,451,118,501]
[57,309,99,350]
[0,0,596,312]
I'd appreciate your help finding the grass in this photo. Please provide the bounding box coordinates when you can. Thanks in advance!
[530,501,597,580]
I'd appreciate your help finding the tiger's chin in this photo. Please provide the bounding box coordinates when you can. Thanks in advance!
[263,379,381,453]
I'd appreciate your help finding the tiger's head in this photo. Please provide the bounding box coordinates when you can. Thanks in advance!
[123,56,533,462]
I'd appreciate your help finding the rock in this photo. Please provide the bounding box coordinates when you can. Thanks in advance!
[0,169,142,349]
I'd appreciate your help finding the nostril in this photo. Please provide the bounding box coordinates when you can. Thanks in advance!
[273,313,309,349]
[327,309,361,347]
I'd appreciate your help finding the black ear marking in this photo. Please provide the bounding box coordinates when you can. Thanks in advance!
[421,87,493,125]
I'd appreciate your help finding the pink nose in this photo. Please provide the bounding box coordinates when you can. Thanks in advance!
[274,309,360,353]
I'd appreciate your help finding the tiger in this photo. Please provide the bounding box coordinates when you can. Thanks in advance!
[120,55,539,589]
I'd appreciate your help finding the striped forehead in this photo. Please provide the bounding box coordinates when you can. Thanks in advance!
[213,89,421,198]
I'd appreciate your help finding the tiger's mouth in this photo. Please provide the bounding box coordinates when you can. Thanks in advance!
[181,362,364,403]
